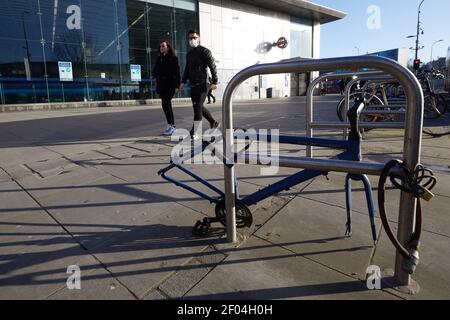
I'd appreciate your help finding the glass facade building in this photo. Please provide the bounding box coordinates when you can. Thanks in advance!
[0,0,198,105]
[0,0,345,106]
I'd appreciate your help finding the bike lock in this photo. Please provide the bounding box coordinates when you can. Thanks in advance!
[378,160,437,275]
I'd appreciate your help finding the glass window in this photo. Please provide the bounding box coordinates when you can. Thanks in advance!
[39,0,87,103]
[290,17,313,59]
[0,0,48,104]
[0,0,199,105]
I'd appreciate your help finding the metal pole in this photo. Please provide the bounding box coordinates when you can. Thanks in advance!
[311,121,404,129]
[240,154,399,177]
[222,94,237,243]
[414,0,425,74]
[222,56,424,287]
[36,1,51,103]
[430,40,443,69]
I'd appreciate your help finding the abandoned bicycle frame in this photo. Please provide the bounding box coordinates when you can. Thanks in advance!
[222,56,424,287]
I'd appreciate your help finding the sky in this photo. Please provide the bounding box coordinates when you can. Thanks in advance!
[312,0,450,63]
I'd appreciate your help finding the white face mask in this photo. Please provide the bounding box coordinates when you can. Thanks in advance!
[189,39,199,48]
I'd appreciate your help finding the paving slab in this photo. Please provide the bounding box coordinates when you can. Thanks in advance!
[93,145,151,160]
[142,289,168,300]
[88,206,220,299]
[1,163,37,181]
[94,152,175,183]
[254,196,379,281]
[372,229,450,300]
[0,211,100,300]
[428,171,450,198]
[295,173,394,218]
[0,145,60,167]
[0,180,47,223]
[157,246,227,299]
[43,142,112,158]
[22,157,82,179]
[34,175,195,251]
[46,266,136,300]
[17,166,111,200]
[126,140,175,158]
[0,169,11,183]
[0,210,67,258]
[185,237,398,300]
[419,194,450,238]
[64,150,117,168]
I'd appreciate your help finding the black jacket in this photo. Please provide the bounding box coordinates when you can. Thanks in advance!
[182,45,218,87]
[153,54,181,93]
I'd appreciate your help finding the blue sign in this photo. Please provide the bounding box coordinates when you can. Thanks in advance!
[130,64,142,82]
[58,61,73,82]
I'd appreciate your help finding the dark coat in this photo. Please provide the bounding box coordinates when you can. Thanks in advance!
[182,45,218,87]
[153,54,181,94]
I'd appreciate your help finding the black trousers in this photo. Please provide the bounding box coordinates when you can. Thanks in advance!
[191,84,215,129]
[160,89,175,125]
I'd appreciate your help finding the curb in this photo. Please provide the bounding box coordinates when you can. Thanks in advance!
[0,98,193,113]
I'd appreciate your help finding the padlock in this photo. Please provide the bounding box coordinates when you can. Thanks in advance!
[417,186,435,202]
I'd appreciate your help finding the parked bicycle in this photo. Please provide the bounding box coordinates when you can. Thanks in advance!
[418,69,448,119]
[336,82,397,123]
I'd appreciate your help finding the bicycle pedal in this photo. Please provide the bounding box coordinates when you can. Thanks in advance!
[193,219,211,237]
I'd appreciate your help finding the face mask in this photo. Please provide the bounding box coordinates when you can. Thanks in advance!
[189,39,199,48]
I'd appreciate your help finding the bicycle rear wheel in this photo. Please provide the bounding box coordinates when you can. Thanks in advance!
[424,94,447,119]
[336,93,384,122]
[337,93,361,121]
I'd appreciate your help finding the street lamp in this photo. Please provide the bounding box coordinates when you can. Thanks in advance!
[354,46,360,55]
[430,39,444,68]
[415,0,425,60]
[407,0,425,73]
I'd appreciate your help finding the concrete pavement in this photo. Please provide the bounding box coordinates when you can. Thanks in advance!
[0,96,449,300]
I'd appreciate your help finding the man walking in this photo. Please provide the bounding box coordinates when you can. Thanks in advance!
[180,30,219,139]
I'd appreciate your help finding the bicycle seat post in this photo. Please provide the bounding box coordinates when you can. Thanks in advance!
[347,97,366,142]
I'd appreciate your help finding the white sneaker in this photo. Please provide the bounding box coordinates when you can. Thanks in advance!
[167,125,176,135]
[163,124,172,136]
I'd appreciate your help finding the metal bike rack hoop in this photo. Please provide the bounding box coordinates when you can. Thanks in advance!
[221,55,424,287]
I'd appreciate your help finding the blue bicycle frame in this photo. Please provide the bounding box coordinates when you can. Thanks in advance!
[158,99,378,242]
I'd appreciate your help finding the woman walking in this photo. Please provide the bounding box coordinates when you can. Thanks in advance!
[153,41,181,136]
